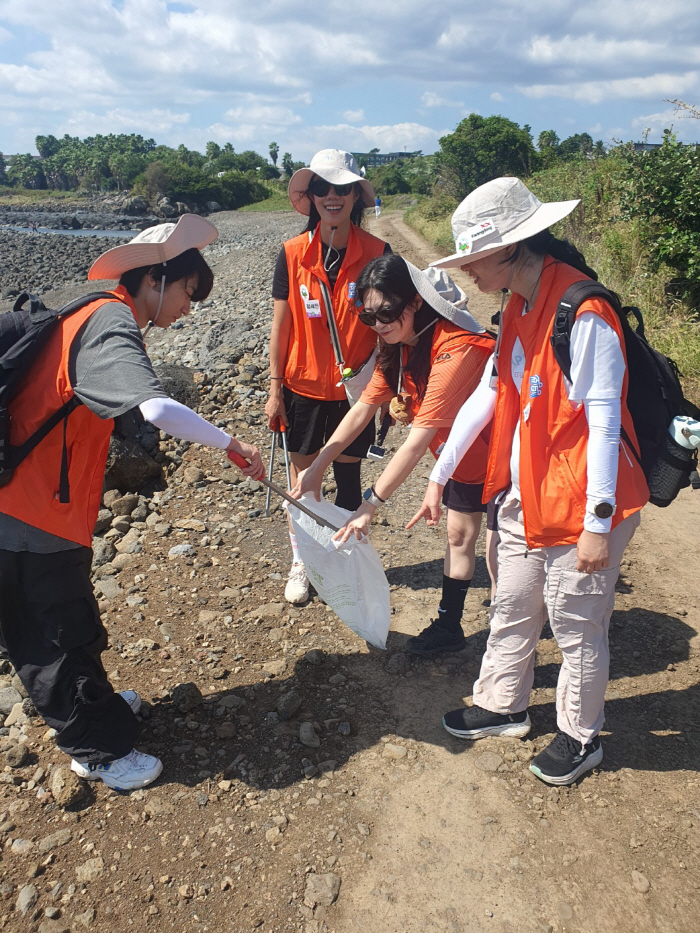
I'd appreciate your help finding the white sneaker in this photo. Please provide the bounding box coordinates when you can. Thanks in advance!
[119,690,141,715]
[71,748,163,791]
[284,561,309,604]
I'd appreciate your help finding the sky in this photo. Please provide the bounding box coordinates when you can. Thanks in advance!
[1,0,700,160]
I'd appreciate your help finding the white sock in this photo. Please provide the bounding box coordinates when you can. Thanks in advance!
[289,531,301,564]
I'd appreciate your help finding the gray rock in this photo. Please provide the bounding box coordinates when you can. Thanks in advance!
[0,685,22,715]
[111,492,139,516]
[115,528,142,554]
[5,744,29,768]
[11,674,27,698]
[382,743,407,760]
[300,722,321,748]
[95,577,122,600]
[304,873,341,908]
[91,538,117,567]
[631,871,650,893]
[37,829,72,854]
[93,509,112,534]
[171,681,203,712]
[75,857,104,883]
[168,543,196,559]
[276,690,302,720]
[75,907,96,926]
[474,752,504,773]
[50,767,86,807]
[16,884,39,915]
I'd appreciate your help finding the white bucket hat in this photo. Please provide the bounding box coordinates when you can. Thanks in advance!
[88,214,218,280]
[430,177,580,270]
[288,149,376,216]
[404,260,484,334]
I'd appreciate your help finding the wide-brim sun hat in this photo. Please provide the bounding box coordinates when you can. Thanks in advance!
[404,260,484,334]
[430,177,580,270]
[288,149,376,216]
[88,214,219,280]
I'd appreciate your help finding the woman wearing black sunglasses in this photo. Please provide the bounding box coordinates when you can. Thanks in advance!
[291,254,496,656]
[266,149,391,604]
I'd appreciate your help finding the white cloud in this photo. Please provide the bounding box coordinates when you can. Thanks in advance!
[421,92,464,109]
[518,72,700,105]
[490,92,504,102]
[343,109,365,123]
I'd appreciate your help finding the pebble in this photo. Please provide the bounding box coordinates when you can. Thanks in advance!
[16,884,39,915]
[262,659,287,676]
[5,743,29,768]
[474,752,504,773]
[171,681,203,712]
[37,829,72,854]
[76,857,104,883]
[0,685,22,715]
[168,543,196,559]
[556,901,574,921]
[276,690,302,720]
[50,768,85,807]
[304,873,341,909]
[631,870,650,893]
[300,722,321,748]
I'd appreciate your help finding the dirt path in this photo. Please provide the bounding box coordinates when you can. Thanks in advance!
[328,211,700,933]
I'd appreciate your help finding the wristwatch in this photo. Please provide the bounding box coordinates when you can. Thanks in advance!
[363,487,386,508]
[592,501,616,519]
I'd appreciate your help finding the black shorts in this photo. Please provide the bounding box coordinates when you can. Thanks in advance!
[486,495,500,532]
[282,387,376,458]
[441,479,487,514]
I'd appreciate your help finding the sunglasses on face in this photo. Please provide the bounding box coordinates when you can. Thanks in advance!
[308,178,355,198]
[357,300,407,327]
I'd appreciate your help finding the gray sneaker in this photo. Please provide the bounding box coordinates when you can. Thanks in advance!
[443,705,531,739]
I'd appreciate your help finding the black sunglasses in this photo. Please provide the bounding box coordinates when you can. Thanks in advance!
[357,300,408,327]
[308,178,355,198]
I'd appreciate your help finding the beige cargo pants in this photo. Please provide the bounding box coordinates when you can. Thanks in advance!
[473,489,641,748]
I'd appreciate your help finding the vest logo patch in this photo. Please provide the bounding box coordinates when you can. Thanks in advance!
[529,374,543,398]
[434,352,452,363]
[348,282,356,301]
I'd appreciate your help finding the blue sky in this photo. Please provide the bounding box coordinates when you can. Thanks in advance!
[1,0,700,160]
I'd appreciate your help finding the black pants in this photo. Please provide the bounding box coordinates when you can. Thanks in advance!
[0,547,138,764]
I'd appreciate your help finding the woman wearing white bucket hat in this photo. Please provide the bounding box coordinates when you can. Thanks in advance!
[409,177,649,785]
[291,253,496,655]
[266,149,391,604]
[0,215,263,793]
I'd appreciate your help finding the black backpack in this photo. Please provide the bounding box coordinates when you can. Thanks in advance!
[550,280,700,507]
[0,291,116,496]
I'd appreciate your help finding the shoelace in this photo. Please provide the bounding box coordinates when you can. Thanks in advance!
[548,732,581,758]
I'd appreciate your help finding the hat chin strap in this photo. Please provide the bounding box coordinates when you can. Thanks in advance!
[142,273,166,340]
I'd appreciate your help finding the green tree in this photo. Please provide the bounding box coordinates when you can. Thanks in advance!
[269,141,279,166]
[0,153,6,186]
[8,153,47,189]
[437,115,537,199]
[205,141,222,161]
[537,129,560,150]
[35,134,61,158]
[559,133,594,160]
[281,152,294,177]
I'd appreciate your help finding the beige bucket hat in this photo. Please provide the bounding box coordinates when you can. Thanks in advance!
[430,176,580,269]
[88,214,218,280]
[288,149,375,216]
[405,260,484,334]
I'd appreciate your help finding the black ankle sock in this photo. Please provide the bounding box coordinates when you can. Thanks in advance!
[333,460,362,511]
[436,574,470,635]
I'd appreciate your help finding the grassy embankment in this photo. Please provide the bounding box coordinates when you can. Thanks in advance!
[405,160,700,402]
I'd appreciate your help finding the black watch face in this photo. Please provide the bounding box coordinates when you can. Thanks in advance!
[594,502,614,519]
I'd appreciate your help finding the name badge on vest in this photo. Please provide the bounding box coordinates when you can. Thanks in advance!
[300,285,321,319]
[348,282,357,301]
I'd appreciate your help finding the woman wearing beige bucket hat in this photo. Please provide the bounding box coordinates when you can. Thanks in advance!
[291,253,496,656]
[266,148,391,604]
[0,214,263,793]
[409,176,649,785]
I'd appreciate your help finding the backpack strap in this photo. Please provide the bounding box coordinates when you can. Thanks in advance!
[550,281,616,382]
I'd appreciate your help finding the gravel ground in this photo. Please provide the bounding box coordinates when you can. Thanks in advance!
[0,210,698,933]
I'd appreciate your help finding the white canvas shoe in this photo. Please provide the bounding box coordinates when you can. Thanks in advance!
[71,748,163,791]
[284,561,309,604]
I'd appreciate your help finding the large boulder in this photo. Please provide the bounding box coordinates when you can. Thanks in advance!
[124,196,150,215]
[153,363,199,409]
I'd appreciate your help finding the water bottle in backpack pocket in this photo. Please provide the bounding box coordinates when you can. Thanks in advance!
[647,416,700,507]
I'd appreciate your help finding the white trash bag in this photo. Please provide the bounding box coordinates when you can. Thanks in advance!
[286,495,390,649]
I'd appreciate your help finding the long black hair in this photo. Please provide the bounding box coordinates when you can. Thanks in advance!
[119,247,214,301]
[303,180,366,234]
[357,254,438,401]
[504,228,599,280]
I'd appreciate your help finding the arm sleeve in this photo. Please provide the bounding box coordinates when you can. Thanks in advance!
[429,354,497,486]
[569,309,624,402]
[583,398,621,534]
[139,397,232,449]
[271,247,290,301]
[71,303,167,419]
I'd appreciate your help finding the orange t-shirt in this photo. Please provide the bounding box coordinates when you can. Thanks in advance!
[360,320,493,485]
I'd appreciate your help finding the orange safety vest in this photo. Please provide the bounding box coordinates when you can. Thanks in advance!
[483,258,649,548]
[0,286,137,547]
[283,223,387,400]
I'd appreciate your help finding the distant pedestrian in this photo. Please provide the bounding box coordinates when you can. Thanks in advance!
[375,195,382,218]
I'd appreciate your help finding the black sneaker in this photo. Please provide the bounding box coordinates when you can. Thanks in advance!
[406,621,466,657]
[529,732,603,785]
[442,705,531,739]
